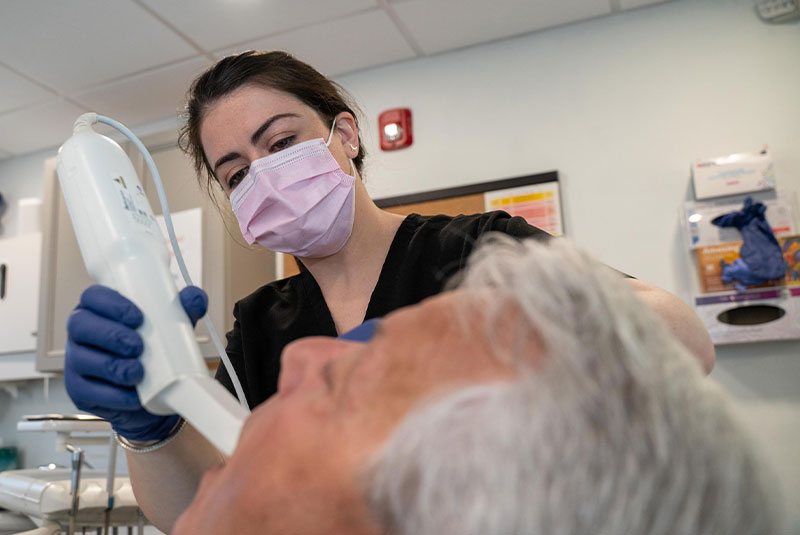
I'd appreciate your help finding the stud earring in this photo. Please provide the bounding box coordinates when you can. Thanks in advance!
[349,144,358,151]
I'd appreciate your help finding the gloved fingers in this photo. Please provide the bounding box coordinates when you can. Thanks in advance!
[79,285,144,328]
[338,318,381,342]
[66,340,143,386]
[65,369,143,412]
[67,308,143,357]
[179,285,208,327]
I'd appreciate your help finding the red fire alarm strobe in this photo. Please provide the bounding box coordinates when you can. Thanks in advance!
[378,108,412,151]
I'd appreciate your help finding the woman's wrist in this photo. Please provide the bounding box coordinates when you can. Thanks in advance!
[116,418,186,453]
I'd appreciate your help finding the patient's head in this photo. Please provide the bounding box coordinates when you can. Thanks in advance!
[174,237,785,535]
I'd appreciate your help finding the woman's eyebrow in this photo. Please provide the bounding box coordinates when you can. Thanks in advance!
[211,113,300,173]
[249,113,300,145]
[213,151,241,174]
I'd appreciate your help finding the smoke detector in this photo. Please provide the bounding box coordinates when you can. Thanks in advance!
[755,0,800,22]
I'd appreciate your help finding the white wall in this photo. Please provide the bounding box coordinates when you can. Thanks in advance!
[334,0,800,512]
[0,0,797,515]
[343,0,800,286]
[337,0,800,389]
[335,0,800,389]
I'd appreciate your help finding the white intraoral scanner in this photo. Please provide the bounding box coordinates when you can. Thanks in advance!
[56,113,249,456]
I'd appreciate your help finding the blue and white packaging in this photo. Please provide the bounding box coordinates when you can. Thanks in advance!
[692,147,775,200]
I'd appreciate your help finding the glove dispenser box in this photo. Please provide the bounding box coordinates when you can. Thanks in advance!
[691,147,774,200]
[693,289,800,345]
[683,190,800,345]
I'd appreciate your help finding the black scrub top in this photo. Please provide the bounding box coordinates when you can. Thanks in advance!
[216,211,549,408]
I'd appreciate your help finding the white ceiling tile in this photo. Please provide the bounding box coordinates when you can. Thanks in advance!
[619,0,670,8]
[0,64,55,114]
[0,0,197,93]
[216,10,416,78]
[71,57,213,129]
[392,0,611,55]
[141,0,379,52]
[0,99,88,155]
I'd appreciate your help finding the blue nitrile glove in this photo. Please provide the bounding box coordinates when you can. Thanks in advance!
[338,318,380,343]
[65,284,208,442]
[712,197,786,291]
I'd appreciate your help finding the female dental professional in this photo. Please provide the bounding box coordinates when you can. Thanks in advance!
[64,51,715,531]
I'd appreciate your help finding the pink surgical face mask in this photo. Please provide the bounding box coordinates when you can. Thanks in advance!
[229,120,357,258]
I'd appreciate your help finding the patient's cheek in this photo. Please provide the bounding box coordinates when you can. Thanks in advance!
[172,510,190,535]
[172,465,228,534]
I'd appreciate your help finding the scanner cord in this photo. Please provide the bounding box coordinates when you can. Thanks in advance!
[91,114,250,411]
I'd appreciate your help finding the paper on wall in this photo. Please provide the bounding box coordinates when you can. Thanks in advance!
[484,181,563,236]
[155,207,202,290]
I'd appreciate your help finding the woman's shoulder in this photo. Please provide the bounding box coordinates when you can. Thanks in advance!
[235,273,306,312]
[403,211,549,243]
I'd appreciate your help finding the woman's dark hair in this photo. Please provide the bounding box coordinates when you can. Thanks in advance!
[178,50,366,193]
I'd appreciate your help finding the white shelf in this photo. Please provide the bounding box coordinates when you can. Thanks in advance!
[0,352,52,382]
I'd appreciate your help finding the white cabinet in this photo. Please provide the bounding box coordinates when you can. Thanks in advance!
[0,233,42,354]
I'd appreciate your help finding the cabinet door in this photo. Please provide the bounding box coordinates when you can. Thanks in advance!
[0,233,42,354]
[37,158,94,371]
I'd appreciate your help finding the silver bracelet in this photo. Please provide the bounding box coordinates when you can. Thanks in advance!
[115,418,186,454]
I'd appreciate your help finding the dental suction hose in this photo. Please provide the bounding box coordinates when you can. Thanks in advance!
[58,113,249,455]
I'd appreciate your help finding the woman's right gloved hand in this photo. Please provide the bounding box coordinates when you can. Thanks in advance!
[65,284,208,442]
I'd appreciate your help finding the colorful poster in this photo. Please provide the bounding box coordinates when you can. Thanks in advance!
[484,181,563,236]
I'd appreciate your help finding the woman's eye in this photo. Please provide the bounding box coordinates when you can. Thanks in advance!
[228,167,248,190]
[270,136,295,153]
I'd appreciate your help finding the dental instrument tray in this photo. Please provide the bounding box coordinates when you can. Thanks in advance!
[0,469,139,527]
[18,414,111,434]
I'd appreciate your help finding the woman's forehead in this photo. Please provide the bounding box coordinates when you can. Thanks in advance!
[226,84,306,110]
[203,86,307,131]
[199,85,320,159]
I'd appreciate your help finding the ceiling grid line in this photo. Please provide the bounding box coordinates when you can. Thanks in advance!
[205,5,387,59]
[129,0,216,61]
[377,0,426,57]
[0,60,57,98]
[66,54,208,101]
[0,0,674,159]
[0,60,87,118]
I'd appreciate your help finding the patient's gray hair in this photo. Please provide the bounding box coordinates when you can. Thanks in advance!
[364,235,786,535]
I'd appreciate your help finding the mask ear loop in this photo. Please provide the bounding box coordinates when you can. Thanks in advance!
[325,118,338,147]
[326,117,358,179]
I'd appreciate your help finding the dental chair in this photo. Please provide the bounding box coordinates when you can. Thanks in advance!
[0,415,146,535]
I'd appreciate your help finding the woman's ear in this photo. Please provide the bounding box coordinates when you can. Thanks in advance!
[333,112,359,158]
